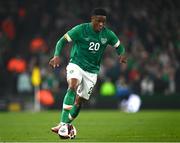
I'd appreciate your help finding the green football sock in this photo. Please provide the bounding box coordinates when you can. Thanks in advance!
[60,89,76,123]
[68,104,82,122]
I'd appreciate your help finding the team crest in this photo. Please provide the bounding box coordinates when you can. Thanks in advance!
[101,38,107,44]
[69,70,74,74]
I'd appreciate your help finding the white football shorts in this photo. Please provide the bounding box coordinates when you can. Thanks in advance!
[66,63,97,100]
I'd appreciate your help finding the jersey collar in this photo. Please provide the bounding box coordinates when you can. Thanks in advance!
[89,23,101,35]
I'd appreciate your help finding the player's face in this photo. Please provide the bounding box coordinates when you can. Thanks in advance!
[91,16,106,32]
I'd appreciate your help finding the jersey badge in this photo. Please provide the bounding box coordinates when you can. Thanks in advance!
[101,38,107,44]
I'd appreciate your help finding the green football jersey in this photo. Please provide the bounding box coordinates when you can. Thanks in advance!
[64,23,120,73]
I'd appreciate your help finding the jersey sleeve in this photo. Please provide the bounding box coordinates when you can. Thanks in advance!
[108,30,120,48]
[64,24,82,42]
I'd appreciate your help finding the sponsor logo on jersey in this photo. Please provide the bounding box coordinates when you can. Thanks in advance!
[101,38,107,44]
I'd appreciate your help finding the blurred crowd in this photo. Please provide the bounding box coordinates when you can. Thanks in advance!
[0,0,180,101]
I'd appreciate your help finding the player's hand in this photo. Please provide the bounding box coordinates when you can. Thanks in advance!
[49,56,61,68]
[119,55,127,64]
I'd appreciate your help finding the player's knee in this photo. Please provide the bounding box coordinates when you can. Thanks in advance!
[68,79,79,91]
[68,85,77,92]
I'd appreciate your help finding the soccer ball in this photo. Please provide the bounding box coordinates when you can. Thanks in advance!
[58,124,77,139]
[120,94,141,113]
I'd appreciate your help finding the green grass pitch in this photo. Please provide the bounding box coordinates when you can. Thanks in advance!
[0,110,180,142]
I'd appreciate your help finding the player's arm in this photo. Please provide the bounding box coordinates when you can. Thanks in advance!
[114,41,127,63]
[109,31,127,63]
[49,36,68,68]
[54,36,68,56]
[49,25,81,68]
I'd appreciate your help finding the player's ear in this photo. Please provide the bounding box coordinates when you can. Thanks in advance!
[91,16,95,22]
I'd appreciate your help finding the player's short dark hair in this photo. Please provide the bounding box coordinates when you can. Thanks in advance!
[91,8,107,17]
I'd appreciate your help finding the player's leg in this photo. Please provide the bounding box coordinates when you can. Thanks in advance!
[60,78,78,123]
[51,78,78,133]
[68,70,97,123]
[51,63,82,133]
[68,95,86,121]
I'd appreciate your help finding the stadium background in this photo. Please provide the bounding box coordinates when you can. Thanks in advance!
[0,0,180,111]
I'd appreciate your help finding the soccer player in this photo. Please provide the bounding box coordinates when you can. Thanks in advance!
[49,8,127,134]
